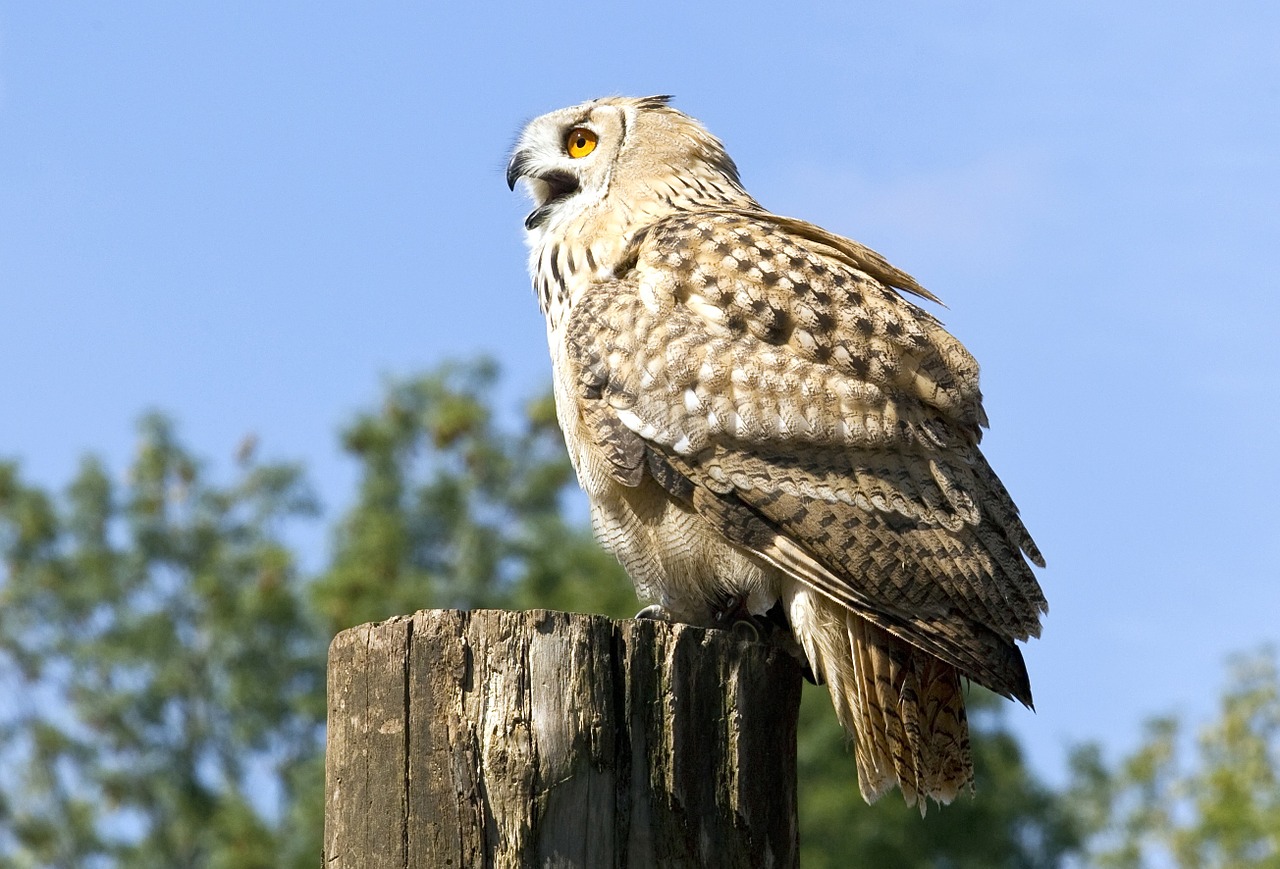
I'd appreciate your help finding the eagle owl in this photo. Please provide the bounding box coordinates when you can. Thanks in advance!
[507,95,1046,808]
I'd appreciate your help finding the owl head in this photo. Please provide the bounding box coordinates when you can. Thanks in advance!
[506,95,746,235]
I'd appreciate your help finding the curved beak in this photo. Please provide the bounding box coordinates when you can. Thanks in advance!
[506,149,532,191]
[505,148,581,230]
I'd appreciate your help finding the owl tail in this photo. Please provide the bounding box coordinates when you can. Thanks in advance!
[787,587,973,812]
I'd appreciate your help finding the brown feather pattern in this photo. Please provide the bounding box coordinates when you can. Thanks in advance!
[510,96,1048,808]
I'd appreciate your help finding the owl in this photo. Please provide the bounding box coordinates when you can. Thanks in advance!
[507,95,1046,808]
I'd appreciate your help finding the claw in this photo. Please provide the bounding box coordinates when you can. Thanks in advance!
[711,594,766,643]
[712,594,749,626]
[634,604,671,621]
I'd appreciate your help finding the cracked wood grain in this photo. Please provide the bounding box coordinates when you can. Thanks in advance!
[324,610,801,869]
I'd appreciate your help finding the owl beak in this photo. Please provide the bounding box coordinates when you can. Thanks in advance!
[506,148,578,201]
[507,148,581,230]
[506,149,532,191]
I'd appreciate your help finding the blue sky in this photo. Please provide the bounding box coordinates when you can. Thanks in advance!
[2,3,1277,787]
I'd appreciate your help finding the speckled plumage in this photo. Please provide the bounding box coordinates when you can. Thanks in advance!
[507,96,1047,809]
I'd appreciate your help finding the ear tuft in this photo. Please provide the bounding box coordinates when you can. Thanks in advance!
[635,95,674,110]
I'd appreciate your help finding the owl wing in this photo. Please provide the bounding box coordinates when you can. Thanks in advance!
[564,210,1046,703]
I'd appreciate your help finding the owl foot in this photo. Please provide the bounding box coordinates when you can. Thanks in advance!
[712,594,752,625]
[711,594,766,642]
[634,604,672,621]
[721,599,820,684]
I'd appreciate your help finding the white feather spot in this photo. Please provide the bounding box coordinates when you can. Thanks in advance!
[639,277,660,312]
[686,293,725,322]
[615,408,661,442]
[723,409,741,435]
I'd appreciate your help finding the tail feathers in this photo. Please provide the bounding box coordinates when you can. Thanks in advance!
[788,587,974,812]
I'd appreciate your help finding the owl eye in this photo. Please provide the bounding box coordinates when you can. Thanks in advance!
[566,127,598,159]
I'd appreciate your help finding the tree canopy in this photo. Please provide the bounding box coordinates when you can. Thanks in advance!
[1068,649,1280,868]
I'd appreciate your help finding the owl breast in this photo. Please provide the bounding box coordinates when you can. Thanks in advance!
[548,316,778,624]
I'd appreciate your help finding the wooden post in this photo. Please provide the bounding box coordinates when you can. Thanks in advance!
[324,609,801,868]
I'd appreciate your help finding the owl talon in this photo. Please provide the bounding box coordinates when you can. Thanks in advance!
[711,594,765,642]
[712,594,750,625]
[634,604,671,621]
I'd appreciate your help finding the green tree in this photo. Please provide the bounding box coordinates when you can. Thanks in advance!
[313,359,636,633]
[1069,649,1280,868]
[0,415,323,868]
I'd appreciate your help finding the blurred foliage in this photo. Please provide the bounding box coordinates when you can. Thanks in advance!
[0,415,323,868]
[0,358,1273,867]
[1068,649,1280,868]
[312,359,638,631]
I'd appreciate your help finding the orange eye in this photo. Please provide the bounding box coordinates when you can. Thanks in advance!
[566,127,598,158]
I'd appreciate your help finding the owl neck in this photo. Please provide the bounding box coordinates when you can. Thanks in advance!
[527,181,757,336]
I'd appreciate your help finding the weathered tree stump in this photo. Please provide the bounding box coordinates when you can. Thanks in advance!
[324,609,802,868]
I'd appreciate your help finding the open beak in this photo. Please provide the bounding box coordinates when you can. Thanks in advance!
[506,148,581,230]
